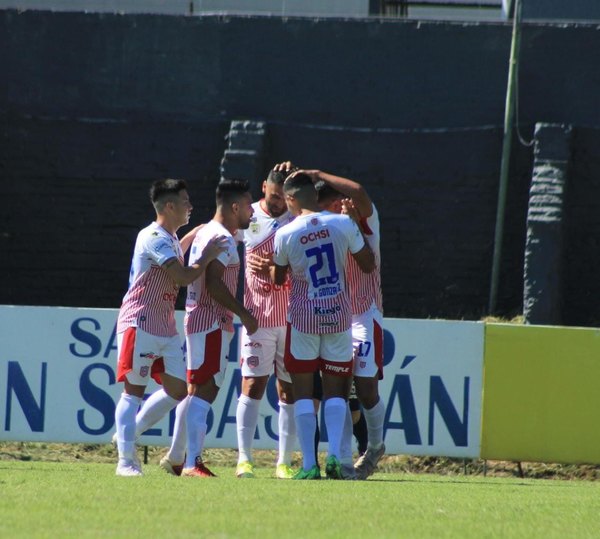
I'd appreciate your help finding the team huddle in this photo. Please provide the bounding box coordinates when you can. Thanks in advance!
[113,163,386,480]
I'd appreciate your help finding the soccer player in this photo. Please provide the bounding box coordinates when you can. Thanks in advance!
[314,171,386,480]
[114,178,228,477]
[273,172,375,480]
[160,178,259,478]
[235,166,298,479]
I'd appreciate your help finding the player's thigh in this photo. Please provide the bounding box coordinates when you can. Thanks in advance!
[117,327,159,387]
[158,334,186,382]
[284,324,320,377]
[187,325,233,388]
[273,325,292,384]
[240,326,277,378]
[352,308,384,378]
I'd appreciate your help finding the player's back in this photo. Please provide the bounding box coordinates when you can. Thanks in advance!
[274,211,364,334]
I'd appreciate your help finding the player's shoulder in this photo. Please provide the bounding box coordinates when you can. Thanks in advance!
[138,222,173,246]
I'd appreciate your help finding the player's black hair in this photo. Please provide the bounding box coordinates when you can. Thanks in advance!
[216,178,251,206]
[266,165,299,185]
[315,180,343,205]
[150,178,188,211]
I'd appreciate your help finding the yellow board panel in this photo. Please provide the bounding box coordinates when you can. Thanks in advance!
[481,323,600,464]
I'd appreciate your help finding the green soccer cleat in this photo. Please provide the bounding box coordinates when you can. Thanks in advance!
[292,465,321,480]
[275,463,296,479]
[236,460,256,478]
[325,455,343,480]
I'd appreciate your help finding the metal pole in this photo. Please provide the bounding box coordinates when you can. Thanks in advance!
[488,0,523,314]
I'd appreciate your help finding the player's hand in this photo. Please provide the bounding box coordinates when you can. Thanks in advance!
[341,198,362,224]
[202,235,229,260]
[240,312,259,335]
[273,161,297,173]
[285,168,321,184]
[246,252,273,275]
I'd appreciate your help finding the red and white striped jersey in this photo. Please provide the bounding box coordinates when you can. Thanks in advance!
[273,211,365,334]
[346,204,383,315]
[242,201,294,328]
[117,222,183,337]
[184,220,240,335]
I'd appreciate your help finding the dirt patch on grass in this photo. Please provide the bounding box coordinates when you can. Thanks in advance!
[2,442,599,480]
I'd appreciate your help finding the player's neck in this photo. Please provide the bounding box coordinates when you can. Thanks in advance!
[155,215,178,236]
[213,211,237,235]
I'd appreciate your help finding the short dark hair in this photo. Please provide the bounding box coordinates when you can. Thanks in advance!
[282,172,313,195]
[216,178,251,206]
[150,178,188,212]
[315,180,343,205]
[266,165,299,186]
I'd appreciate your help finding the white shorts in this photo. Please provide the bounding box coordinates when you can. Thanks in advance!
[186,323,234,388]
[240,326,291,383]
[117,327,185,386]
[284,323,353,377]
[352,304,384,379]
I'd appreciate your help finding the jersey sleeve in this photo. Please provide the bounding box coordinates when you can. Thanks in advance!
[145,234,180,266]
[215,235,238,267]
[347,217,366,254]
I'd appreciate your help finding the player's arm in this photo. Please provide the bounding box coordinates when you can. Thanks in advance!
[162,235,228,286]
[273,263,289,285]
[351,244,376,274]
[205,259,258,335]
[305,170,373,219]
[179,224,205,255]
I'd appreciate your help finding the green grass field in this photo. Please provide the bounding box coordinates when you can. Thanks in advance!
[2,460,600,539]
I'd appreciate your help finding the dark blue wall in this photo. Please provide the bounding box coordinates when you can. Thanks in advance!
[1,10,599,322]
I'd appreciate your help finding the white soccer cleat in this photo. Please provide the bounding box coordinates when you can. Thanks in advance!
[354,443,385,480]
[116,462,143,477]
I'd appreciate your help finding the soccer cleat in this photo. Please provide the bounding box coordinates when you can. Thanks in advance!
[340,462,357,480]
[325,455,343,480]
[116,461,143,477]
[112,433,141,469]
[182,457,217,478]
[236,460,255,478]
[275,463,295,480]
[292,465,321,480]
[354,443,386,480]
[160,455,183,476]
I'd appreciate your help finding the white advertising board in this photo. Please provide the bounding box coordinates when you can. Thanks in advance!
[0,306,483,458]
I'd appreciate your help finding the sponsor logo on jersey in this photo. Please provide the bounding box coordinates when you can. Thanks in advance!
[244,342,262,348]
[313,304,341,316]
[247,355,260,368]
[140,352,161,360]
[323,363,350,375]
[300,228,330,244]
[260,281,291,293]
[250,222,260,234]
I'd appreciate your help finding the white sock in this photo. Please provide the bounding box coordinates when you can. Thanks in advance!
[339,403,354,465]
[294,398,317,471]
[277,401,296,466]
[185,396,211,469]
[135,389,179,437]
[324,397,346,459]
[167,396,190,464]
[236,394,260,464]
[115,393,141,464]
[363,397,385,449]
